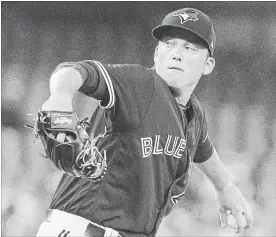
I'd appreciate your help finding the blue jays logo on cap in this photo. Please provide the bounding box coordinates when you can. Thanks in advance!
[152,8,216,56]
[173,10,199,24]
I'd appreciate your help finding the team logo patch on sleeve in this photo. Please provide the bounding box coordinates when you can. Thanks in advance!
[173,11,199,24]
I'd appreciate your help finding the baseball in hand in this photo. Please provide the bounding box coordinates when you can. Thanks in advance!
[226,212,246,229]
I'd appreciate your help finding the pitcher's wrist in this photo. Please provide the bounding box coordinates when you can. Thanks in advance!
[49,92,74,102]
[41,95,73,111]
[214,177,232,192]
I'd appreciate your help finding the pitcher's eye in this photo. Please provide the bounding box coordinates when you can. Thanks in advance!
[165,41,174,47]
[185,44,197,51]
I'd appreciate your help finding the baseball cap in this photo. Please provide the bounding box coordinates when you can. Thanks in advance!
[152,8,216,56]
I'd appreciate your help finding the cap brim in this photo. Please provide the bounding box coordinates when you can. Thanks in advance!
[152,25,208,49]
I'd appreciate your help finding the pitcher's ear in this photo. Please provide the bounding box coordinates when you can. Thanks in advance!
[154,46,159,58]
[203,56,215,75]
[154,46,159,64]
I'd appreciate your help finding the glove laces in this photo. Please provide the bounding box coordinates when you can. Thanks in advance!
[75,125,107,182]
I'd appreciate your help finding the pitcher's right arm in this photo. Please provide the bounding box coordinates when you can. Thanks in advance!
[41,62,104,111]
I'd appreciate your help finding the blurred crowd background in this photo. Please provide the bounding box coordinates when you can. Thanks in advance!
[1,2,276,236]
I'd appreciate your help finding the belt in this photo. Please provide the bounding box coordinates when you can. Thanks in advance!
[45,209,121,237]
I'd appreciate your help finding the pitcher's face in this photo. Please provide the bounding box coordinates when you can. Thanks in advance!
[154,31,215,92]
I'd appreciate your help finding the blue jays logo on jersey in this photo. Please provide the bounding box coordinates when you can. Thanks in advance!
[173,11,199,24]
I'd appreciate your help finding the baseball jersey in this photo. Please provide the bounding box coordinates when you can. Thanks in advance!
[49,61,214,237]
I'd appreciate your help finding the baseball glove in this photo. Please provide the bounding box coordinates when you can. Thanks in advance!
[25,110,107,182]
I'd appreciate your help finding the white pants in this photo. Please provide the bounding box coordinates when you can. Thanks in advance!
[36,221,86,236]
[36,209,121,237]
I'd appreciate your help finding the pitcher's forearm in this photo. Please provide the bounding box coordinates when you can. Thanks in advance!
[41,67,84,111]
[50,67,84,98]
[196,149,231,191]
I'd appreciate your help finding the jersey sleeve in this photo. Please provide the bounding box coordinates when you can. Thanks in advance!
[70,60,155,131]
[77,60,115,108]
[193,110,214,163]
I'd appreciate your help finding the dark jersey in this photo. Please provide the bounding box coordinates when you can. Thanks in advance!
[49,61,214,237]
